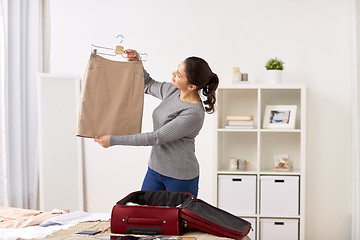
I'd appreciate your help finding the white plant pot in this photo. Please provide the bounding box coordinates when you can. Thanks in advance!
[268,70,283,84]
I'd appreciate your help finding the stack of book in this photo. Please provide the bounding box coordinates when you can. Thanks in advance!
[225,115,254,129]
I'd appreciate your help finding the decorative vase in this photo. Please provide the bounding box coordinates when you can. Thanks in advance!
[268,70,283,84]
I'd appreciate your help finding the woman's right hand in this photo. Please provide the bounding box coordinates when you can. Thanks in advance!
[94,135,111,148]
[124,49,139,61]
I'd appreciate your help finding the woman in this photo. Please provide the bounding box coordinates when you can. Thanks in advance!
[94,49,219,197]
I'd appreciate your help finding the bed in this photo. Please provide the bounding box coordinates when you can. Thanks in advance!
[41,220,251,240]
[0,207,251,240]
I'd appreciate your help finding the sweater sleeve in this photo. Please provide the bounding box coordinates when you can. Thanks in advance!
[143,68,175,100]
[110,109,203,146]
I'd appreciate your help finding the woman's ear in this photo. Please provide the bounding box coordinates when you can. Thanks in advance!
[187,84,197,91]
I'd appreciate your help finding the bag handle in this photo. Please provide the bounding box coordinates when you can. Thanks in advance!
[127,217,162,226]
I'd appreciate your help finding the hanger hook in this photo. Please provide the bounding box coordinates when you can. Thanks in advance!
[116,34,124,44]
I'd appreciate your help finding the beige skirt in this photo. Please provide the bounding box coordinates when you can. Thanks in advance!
[77,54,144,138]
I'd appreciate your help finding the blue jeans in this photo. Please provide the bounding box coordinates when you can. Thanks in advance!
[141,167,199,198]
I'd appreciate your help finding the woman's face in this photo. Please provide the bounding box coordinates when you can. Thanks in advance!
[171,61,189,90]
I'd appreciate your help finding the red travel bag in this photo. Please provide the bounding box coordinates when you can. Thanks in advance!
[111,191,251,239]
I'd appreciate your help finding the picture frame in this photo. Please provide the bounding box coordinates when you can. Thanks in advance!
[263,105,297,129]
[273,154,293,171]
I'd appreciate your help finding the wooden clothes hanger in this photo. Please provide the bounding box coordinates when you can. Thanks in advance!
[91,35,147,61]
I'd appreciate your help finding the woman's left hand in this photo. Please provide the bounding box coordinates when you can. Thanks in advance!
[124,49,139,61]
[94,135,111,148]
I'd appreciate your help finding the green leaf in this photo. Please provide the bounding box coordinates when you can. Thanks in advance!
[265,57,285,70]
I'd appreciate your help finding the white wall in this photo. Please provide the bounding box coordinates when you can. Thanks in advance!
[48,0,355,239]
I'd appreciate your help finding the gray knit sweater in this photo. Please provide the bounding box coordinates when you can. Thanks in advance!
[110,69,205,180]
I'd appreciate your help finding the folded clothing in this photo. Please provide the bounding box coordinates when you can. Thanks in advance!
[0,206,66,228]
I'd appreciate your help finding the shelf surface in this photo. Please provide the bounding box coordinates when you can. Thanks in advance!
[232,214,301,218]
[217,128,257,132]
[260,129,301,133]
[217,171,301,175]
[256,215,301,218]
[218,83,306,90]
[258,171,301,176]
[217,128,302,133]
[217,171,258,175]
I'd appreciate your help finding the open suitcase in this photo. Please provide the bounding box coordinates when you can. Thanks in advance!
[111,191,252,240]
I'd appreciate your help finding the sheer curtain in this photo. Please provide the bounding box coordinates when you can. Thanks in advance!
[1,0,41,209]
[0,0,8,207]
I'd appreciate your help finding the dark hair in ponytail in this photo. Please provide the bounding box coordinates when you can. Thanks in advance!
[184,56,219,114]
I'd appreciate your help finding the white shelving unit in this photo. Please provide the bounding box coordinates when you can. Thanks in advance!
[215,84,306,240]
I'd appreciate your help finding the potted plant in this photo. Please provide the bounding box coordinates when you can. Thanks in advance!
[265,57,285,84]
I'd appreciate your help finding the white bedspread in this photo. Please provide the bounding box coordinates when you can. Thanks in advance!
[0,211,110,240]
[0,223,76,240]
